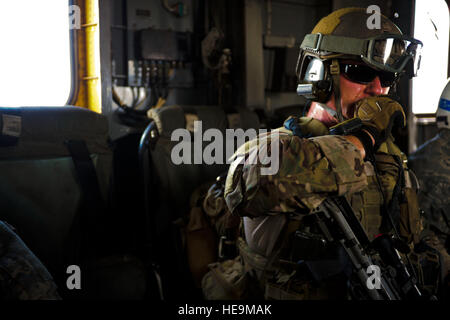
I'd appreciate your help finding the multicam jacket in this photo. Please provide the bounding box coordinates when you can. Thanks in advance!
[224,116,421,259]
[408,129,450,276]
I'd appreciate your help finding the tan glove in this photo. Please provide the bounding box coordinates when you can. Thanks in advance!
[354,96,406,147]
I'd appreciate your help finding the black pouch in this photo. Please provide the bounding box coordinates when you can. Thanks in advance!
[291,231,329,261]
[290,231,352,282]
[410,240,442,297]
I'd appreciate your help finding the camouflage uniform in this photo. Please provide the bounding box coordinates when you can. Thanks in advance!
[224,117,421,299]
[409,129,450,279]
[0,221,61,300]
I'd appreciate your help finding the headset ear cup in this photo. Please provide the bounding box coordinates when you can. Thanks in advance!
[316,79,332,103]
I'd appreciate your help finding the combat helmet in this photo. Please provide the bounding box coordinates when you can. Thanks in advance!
[296,7,423,122]
[436,78,450,130]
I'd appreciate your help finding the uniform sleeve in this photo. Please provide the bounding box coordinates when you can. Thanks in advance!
[224,131,368,217]
[0,221,61,300]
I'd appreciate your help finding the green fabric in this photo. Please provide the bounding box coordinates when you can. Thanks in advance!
[0,154,112,271]
[0,106,110,159]
[301,33,366,56]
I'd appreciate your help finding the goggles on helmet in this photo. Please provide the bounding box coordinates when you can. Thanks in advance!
[300,33,423,77]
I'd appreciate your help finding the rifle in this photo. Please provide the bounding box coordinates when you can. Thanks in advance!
[308,195,424,300]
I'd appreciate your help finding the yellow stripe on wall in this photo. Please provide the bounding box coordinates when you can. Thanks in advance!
[73,0,102,113]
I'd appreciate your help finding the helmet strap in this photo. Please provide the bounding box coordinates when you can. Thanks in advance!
[330,59,344,122]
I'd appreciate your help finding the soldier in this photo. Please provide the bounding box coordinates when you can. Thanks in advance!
[0,221,61,300]
[222,8,424,299]
[409,79,450,296]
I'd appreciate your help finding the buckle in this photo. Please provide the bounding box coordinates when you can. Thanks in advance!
[330,60,340,75]
[218,236,236,259]
[313,33,323,51]
[302,33,323,53]
[218,236,226,259]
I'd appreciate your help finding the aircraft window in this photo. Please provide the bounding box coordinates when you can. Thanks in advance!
[0,1,73,107]
[412,0,449,114]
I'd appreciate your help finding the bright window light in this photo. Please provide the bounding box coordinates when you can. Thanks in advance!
[0,1,72,107]
[412,0,449,114]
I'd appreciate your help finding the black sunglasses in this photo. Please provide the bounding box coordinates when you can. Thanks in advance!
[340,63,398,88]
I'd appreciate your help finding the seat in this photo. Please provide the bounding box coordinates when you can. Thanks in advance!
[140,104,260,299]
[0,106,146,299]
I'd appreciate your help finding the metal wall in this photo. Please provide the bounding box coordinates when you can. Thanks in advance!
[126,0,194,32]
[101,0,202,140]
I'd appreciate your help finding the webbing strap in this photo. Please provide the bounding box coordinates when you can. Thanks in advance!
[66,140,105,213]
[379,155,404,235]
[65,140,106,260]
